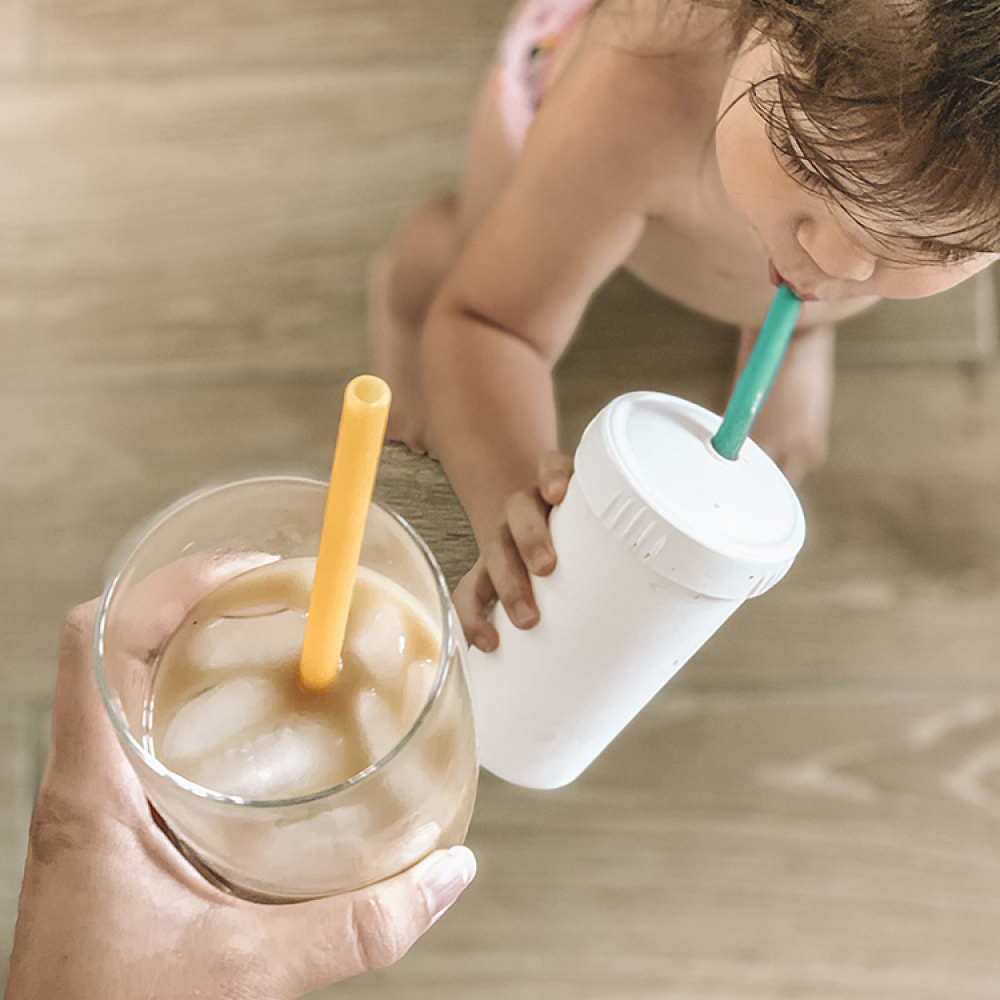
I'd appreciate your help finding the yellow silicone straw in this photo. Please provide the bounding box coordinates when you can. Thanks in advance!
[299,375,391,692]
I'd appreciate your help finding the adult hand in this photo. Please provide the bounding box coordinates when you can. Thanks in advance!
[5,599,476,1000]
[454,450,574,652]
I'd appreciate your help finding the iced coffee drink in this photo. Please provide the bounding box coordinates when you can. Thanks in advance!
[95,477,478,901]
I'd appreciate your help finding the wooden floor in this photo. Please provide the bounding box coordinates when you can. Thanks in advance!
[4,2,1000,997]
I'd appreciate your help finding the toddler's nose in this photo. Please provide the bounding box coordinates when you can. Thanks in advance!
[795,216,876,283]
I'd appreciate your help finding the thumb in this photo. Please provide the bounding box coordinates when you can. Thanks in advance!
[49,601,130,775]
[267,845,477,997]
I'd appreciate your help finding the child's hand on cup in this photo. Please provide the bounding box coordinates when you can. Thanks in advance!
[454,450,574,652]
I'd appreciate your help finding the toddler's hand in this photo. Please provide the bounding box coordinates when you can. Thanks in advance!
[453,451,574,652]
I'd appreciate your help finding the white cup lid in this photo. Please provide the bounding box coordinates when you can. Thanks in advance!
[574,392,806,600]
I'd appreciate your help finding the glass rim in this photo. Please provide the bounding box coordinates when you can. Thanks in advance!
[93,475,460,810]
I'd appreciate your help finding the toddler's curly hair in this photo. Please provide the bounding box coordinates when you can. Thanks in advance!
[731,0,1000,260]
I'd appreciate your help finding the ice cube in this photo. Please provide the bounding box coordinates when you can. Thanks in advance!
[159,676,281,764]
[216,601,286,619]
[399,658,438,730]
[186,609,306,673]
[354,686,408,765]
[281,816,442,891]
[355,684,450,813]
[280,801,374,844]
[266,802,377,890]
[190,718,349,800]
[365,818,442,878]
[383,751,442,812]
[345,600,407,681]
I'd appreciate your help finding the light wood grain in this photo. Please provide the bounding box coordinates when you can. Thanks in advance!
[838,271,998,365]
[6,360,998,698]
[310,689,1000,999]
[0,375,346,695]
[0,65,482,380]
[0,382,471,698]
[0,703,38,965]
[0,0,32,76]
[3,1,1000,995]
[567,269,999,388]
[35,0,510,75]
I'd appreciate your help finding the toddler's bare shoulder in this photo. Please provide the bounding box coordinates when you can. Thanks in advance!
[591,0,734,54]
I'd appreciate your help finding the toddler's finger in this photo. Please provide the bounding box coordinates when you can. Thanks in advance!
[537,451,574,505]
[505,492,556,577]
[452,565,499,652]
[485,532,539,631]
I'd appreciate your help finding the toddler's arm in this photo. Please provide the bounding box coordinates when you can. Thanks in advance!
[422,42,677,644]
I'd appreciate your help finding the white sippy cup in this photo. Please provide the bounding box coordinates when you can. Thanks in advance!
[465,286,806,788]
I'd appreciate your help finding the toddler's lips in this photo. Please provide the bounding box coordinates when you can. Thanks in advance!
[768,261,816,301]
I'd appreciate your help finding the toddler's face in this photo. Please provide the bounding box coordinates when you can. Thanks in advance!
[714,36,997,302]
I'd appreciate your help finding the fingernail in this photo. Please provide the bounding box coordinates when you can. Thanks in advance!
[419,846,477,924]
[530,546,556,574]
[511,601,537,628]
[474,632,497,653]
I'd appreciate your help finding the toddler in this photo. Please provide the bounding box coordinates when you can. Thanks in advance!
[369,0,1000,651]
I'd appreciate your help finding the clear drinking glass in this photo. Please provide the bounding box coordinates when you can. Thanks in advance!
[94,476,478,902]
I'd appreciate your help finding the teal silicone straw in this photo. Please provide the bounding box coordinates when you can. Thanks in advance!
[711,284,803,460]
